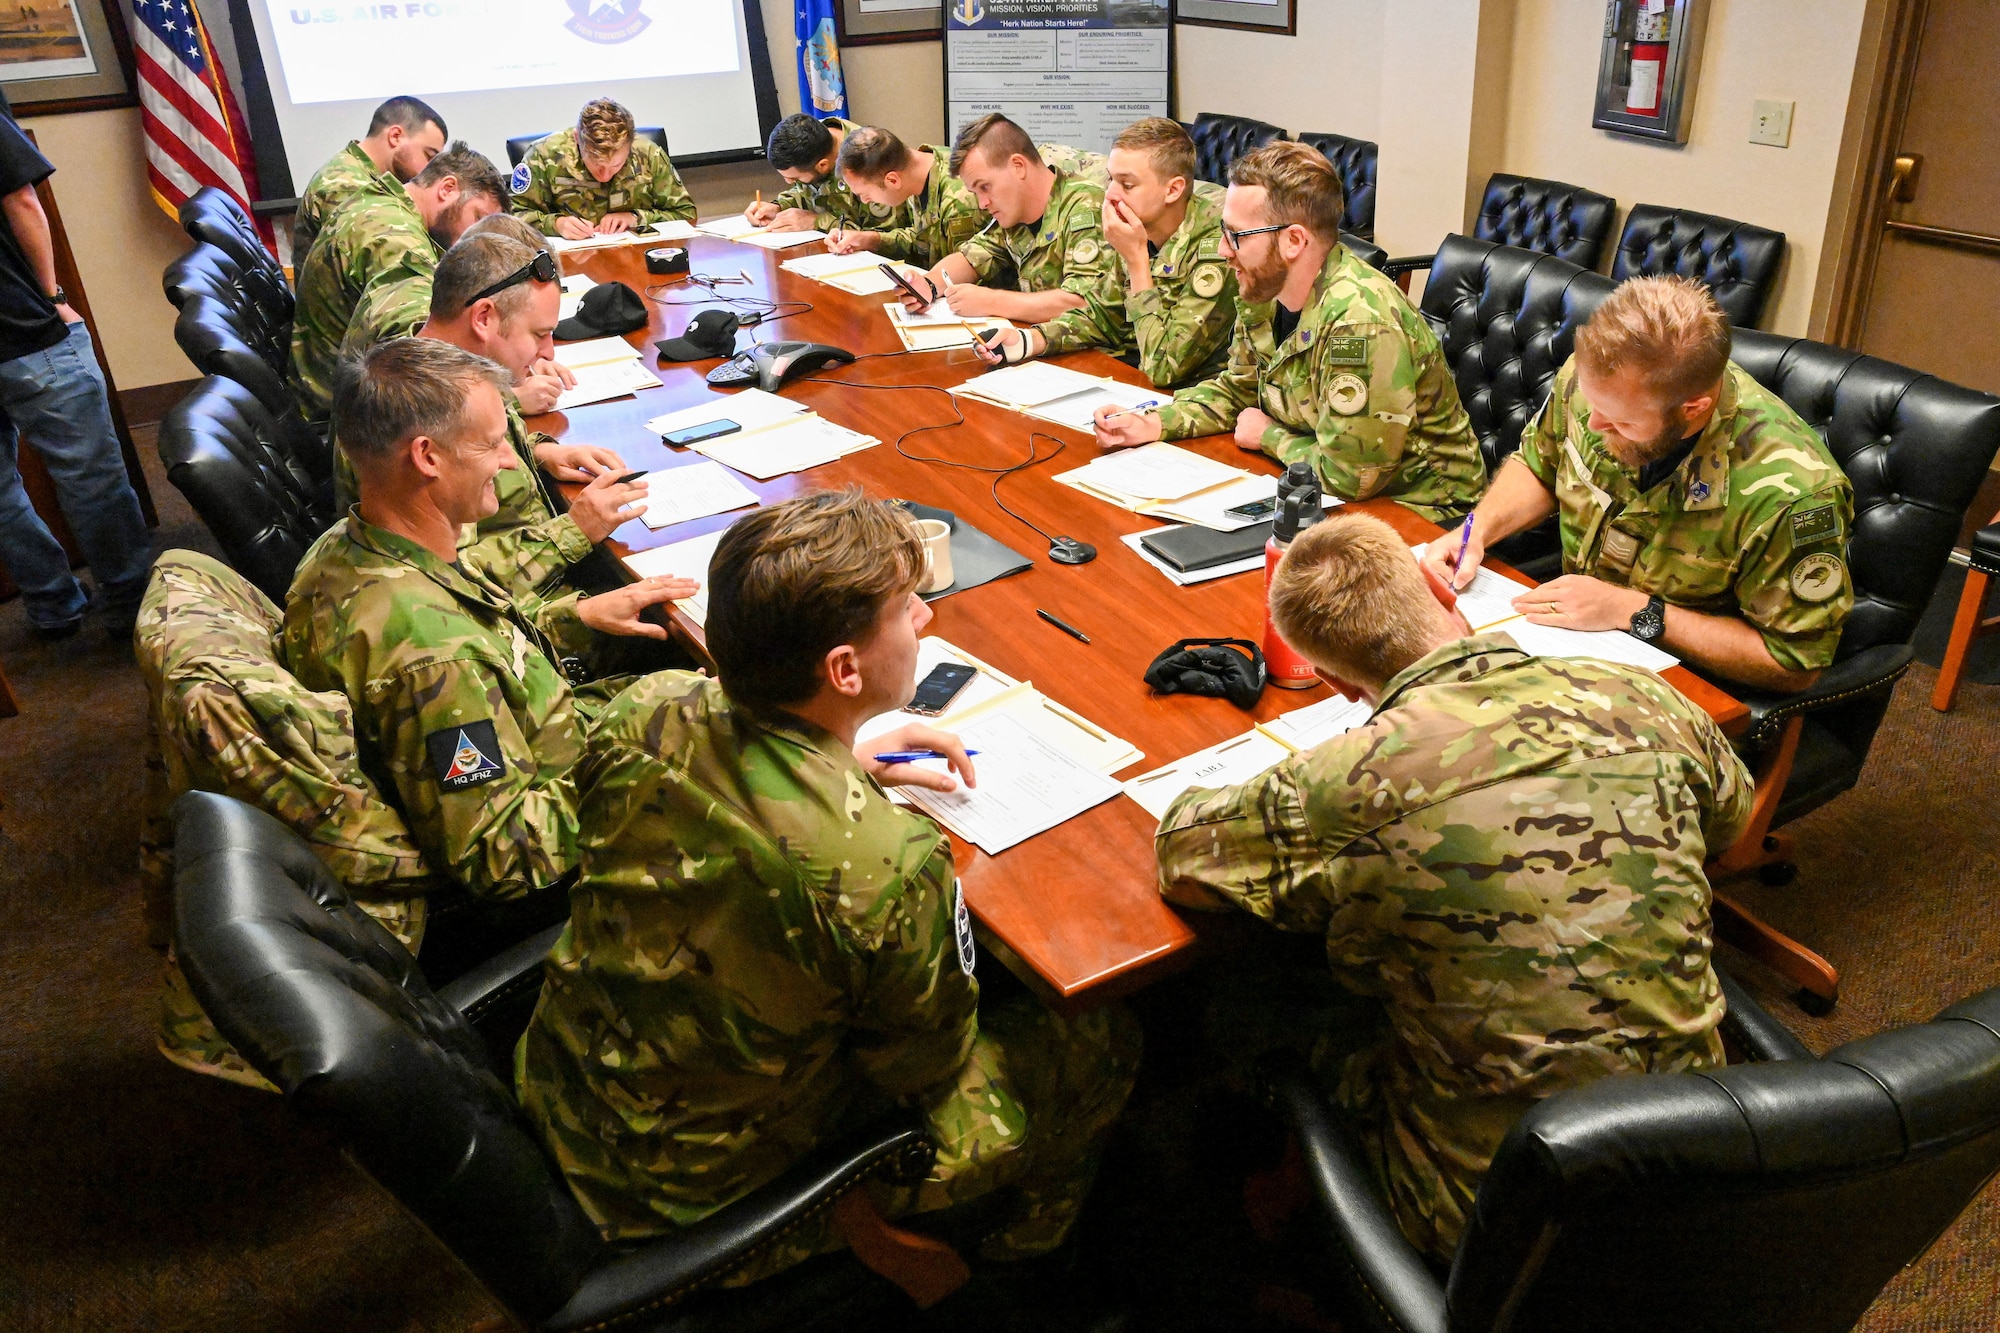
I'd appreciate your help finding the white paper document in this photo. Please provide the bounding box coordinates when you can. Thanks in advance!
[1030,380,1170,432]
[622,525,730,625]
[696,213,764,239]
[1258,695,1374,753]
[782,251,883,279]
[650,220,703,241]
[899,713,1123,856]
[1122,729,1292,821]
[1409,542,1679,671]
[646,388,808,440]
[547,230,657,253]
[634,461,759,529]
[553,359,662,410]
[956,362,1110,408]
[559,273,596,294]
[734,228,828,250]
[554,336,642,369]
[1057,443,1246,504]
[689,415,877,480]
[855,637,1025,745]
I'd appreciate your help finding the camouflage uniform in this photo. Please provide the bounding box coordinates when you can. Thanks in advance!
[772,117,909,233]
[290,177,439,421]
[291,139,378,263]
[509,129,695,232]
[331,395,593,600]
[338,270,433,364]
[1155,242,1485,524]
[517,671,1140,1268]
[134,550,434,1092]
[1156,632,1752,1259]
[959,168,1132,357]
[282,509,612,902]
[1040,182,1236,389]
[871,145,987,269]
[1517,359,1855,673]
[1037,142,1108,186]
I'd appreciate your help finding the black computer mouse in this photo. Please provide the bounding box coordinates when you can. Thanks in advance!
[1049,536,1097,565]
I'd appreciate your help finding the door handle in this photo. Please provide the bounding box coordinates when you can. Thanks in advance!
[1888,153,1922,204]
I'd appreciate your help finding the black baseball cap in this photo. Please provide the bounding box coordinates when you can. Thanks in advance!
[554,281,648,341]
[657,308,741,362]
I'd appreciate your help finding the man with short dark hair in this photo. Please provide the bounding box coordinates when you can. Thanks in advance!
[284,338,696,905]
[746,113,906,236]
[291,95,447,261]
[898,113,1128,351]
[510,98,694,240]
[1159,508,1751,1262]
[290,140,506,420]
[1424,275,1853,691]
[828,125,985,269]
[518,489,1140,1271]
[0,87,149,640]
[975,117,1237,389]
[1097,141,1483,524]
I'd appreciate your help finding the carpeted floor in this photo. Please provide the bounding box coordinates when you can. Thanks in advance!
[1,439,1997,1331]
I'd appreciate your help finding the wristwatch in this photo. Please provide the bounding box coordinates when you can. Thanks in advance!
[46,286,66,306]
[1629,594,1667,642]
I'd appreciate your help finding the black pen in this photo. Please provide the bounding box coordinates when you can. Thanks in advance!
[611,470,647,485]
[1036,607,1090,644]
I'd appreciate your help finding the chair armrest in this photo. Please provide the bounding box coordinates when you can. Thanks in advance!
[1264,1064,1446,1333]
[541,1113,936,1333]
[1734,644,1914,749]
[1717,967,1813,1063]
[434,920,565,1071]
[1380,254,1437,279]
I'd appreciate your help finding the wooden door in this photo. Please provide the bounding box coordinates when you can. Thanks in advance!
[1849,0,2000,395]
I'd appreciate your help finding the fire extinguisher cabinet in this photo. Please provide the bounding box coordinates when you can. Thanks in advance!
[1592,0,1710,144]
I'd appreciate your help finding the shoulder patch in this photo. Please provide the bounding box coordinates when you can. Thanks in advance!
[953,878,976,976]
[1190,264,1226,299]
[426,720,506,791]
[1328,372,1368,415]
[1790,552,1845,602]
[1790,504,1839,546]
[509,163,531,195]
[1324,335,1369,367]
[1070,236,1101,265]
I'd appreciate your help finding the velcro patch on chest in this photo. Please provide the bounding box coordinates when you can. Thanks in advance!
[509,163,531,195]
[1324,335,1369,367]
[1190,264,1226,299]
[427,719,506,791]
[1790,504,1839,546]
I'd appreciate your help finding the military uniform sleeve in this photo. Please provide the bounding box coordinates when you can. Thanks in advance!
[1514,367,1571,490]
[958,225,1014,286]
[339,272,432,361]
[1685,699,1756,857]
[770,181,814,215]
[369,657,581,900]
[1155,316,1258,439]
[630,147,695,225]
[847,842,981,1098]
[1257,319,1424,502]
[1155,758,1338,934]
[457,516,592,601]
[291,198,324,267]
[1729,485,1855,673]
[508,149,563,234]
[1129,255,1238,389]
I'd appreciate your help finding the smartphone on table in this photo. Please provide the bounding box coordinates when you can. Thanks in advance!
[663,418,740,447]
[879,264,936,306]
[1224,495,1279,521]
[905,662,978,717]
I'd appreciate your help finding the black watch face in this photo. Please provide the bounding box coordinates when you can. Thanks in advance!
[1632,600,1666,641]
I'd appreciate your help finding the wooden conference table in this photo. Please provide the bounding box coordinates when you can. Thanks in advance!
[527,234,1746,1011]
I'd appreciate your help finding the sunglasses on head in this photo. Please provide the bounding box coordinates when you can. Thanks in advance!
[464,249,560,307]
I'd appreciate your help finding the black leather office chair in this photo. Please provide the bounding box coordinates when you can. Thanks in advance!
[1183,113,1287,185]
[1297,132,1377,238]
[1386,175,1616,289]
[1267,975,2000,1333]
[178,186,286,290]
[1342,232,1388,274]
[507,126,671,168]
[1614,204,1786,328]
[171,790,945,1332]
[156,377,333,603]
[164,243,294,361]
[173,290,290,406]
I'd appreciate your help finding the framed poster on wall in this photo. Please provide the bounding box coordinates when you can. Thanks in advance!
[0,0,137,116]
[1176,0,1296,35]
[838,0,942,46]
[943,0,1170,154]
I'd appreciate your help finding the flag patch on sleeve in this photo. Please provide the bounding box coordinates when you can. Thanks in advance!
[427,720,506,791]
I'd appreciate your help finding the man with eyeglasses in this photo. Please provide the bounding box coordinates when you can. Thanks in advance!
[1095,142,1484,524]
[333,233,647,599]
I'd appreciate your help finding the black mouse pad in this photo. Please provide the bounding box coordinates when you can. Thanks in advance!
[893,500,1034,602]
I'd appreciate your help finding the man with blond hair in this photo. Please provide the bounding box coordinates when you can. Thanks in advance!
[1158,508,1752,1262]
[1424,275,1853,691]
[1096,141,1483,522]
[509,98,695,239]
[519,490,1139,1275]
[974,117,1237,389]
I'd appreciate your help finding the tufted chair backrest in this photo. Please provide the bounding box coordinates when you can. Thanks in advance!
[1473,173,1617,270]
[164,244,293,361]
[1614,204,1786,328]
[1296,131,1378,237]
[1185,113,1287,185]
[178,186,284,284]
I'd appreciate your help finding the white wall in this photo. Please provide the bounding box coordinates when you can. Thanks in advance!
[1173,4,1383,142]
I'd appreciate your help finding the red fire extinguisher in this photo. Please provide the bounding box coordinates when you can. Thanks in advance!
[1627,1,1672,116]
[1263,462,1324,690]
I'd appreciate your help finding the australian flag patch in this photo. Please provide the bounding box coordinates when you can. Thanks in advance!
[427,720,506,791]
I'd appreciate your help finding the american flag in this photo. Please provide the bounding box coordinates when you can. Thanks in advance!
[128,0,270,251]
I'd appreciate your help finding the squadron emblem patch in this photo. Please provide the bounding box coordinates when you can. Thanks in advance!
[1789,552,1845,602]
[1190,264,1226,299]
[426,720,506,791]
[509,163,531,195]
[953,879,976,976]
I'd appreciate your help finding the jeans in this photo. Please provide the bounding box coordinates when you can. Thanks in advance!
[0,321,152,629]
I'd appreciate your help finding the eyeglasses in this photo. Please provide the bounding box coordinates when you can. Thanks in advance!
[1219,221,1292,251]
[463,249,560,308]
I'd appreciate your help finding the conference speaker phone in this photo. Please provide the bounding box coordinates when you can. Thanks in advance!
[705,341,855,391]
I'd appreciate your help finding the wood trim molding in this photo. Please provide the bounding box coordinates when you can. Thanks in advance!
[1811,0,1929,346]
[120,378,201,428]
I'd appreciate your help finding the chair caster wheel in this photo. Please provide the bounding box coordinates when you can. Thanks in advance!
[1757,861,1799,887]
[1793,988,1836,1017]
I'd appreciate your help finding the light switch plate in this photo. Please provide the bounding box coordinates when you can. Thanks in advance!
[1751,98,1794,148]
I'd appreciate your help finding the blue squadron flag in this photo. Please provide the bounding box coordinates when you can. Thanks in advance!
[796,1,848,119]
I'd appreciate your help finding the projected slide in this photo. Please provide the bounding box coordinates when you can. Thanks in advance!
[262,0,741,104]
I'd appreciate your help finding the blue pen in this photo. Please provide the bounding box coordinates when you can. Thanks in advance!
[1453,511,1476,589]
[874,749,981,764]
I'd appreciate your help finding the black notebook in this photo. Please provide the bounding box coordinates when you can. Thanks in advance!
[1139,521,1272,573]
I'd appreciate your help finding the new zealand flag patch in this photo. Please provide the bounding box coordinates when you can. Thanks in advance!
[427,720,506,791]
